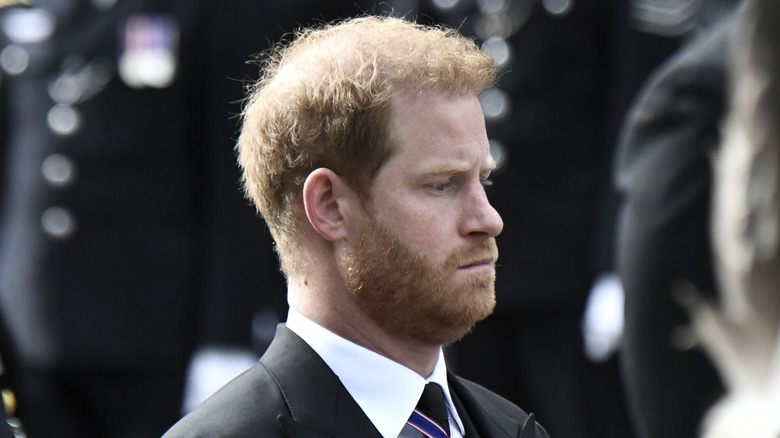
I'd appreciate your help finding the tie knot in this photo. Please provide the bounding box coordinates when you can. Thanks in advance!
[413,383,450,437]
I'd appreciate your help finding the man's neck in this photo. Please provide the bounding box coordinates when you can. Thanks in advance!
[288,278,441,377]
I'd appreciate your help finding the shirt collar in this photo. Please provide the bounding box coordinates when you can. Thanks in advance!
[286,307,465,438]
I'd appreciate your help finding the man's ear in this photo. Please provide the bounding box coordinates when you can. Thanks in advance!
[303,168,351,242]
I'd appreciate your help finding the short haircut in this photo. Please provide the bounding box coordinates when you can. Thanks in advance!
[237,15,496,276]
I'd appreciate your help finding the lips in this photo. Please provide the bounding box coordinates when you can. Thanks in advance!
[461,258,494,269]
[450,239,498,270]
[457,252,498,270]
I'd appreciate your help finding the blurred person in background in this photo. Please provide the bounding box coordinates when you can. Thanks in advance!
[0,1,358,437]
[373,1,699,437]
[615,1,739,436]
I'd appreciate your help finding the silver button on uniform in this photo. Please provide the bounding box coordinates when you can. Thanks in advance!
[41,206,77,240]
[47,104,81,136]
[42,154,77,188]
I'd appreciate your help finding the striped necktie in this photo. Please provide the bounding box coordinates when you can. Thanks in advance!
[407,383,450,438]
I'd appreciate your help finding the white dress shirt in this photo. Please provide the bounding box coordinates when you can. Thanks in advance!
[286,307,466,438]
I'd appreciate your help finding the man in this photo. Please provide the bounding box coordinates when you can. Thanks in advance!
[616,4,738,437]
[164,16,549,438]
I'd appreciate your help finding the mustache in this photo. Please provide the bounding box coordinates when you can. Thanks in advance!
[447,239,498,269]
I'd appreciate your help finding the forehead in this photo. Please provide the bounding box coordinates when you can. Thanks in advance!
[385,90,493,173]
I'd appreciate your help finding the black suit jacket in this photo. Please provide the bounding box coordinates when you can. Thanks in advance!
[163,325,549,438]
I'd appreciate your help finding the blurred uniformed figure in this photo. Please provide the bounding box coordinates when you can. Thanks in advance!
[0,1,359,437]
[616,2,740,437]
[372,1,706,437]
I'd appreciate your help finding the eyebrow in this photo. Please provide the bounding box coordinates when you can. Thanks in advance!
[416,155,497,179]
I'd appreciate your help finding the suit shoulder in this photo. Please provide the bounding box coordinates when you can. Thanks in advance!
[163,362,288,438]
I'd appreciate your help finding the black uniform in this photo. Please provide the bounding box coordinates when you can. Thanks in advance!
[0,1,359,437]
[616,5,738,437]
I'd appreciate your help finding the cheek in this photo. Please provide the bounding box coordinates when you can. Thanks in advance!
[373,194,458,260]
[393,217,453,262]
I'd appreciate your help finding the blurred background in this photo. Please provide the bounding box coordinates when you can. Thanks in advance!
[0,0,750,437]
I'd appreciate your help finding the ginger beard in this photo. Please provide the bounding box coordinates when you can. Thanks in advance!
[339,211,498,346]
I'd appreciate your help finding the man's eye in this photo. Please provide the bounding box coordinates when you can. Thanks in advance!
[432,182,449,192]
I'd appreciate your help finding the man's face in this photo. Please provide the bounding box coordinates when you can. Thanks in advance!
[339,90,504,345]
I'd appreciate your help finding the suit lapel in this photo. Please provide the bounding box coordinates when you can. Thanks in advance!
[261,325,382,438]
[262,326,544,438]
[448,372,520,438]
[449,385,484,438]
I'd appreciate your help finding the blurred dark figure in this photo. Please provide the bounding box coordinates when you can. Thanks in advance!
[615,2,744,437]
[688,0,780,434]
[0,1,358,437]
[366,1,690,437]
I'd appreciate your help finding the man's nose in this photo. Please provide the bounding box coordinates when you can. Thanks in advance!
[460,182,504,238]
